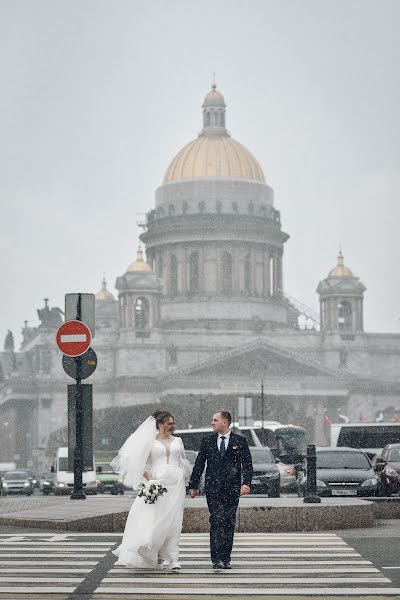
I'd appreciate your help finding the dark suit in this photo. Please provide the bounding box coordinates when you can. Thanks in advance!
[189,431,253,564]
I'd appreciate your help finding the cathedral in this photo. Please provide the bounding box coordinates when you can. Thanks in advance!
[1,85,399,473]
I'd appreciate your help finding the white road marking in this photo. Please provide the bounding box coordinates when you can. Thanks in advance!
[93,587,400,596]
[111,567,380,574]
[0,553,105,558]
[0,560,98,565]
[103,576,391,584]
[0,576,84,582]
[0,586,76,593]
[0,567,91,573]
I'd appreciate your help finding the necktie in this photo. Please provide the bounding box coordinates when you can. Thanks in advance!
[219,436,226,457]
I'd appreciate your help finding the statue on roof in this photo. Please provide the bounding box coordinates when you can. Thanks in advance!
[37,298,64,329]
[4,330,14,352]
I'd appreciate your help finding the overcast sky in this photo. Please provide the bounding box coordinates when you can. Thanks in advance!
[1,0,399,347]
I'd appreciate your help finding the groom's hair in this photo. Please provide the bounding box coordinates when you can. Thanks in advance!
[219,410,232,426]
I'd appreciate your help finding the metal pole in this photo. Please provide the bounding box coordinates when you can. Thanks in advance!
[303,444,321,504]
[261,380,264,429]
[71,294,86,500]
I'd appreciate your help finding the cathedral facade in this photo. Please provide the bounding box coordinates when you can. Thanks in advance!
[1,85,400,472]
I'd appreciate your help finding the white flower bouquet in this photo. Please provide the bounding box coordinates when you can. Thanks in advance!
[137,480,168,504]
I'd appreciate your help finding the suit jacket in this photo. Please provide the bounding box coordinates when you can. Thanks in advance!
[189,432,253,498]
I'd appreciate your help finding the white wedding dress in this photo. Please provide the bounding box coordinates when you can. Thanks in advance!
[113,436,190,568]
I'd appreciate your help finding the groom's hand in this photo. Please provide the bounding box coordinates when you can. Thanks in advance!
[189,489,199,498]
[240,485,251,495]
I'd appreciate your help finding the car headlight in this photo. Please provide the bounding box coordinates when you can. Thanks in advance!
[361,478,378,487]
[316,480,327,487]
[24,482,30,487]
[58,482,65,488]
[32,479,37,484]
[43,481,50,486]
[2,483,7,488]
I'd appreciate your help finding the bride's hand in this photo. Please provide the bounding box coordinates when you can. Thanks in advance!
[143,471,152,481]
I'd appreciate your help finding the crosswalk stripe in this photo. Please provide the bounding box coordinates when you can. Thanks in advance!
[0,541,112,546]
[0,586,76,593]
[92,587,400,596]
[0,560,98,565]
[110,567,380,574]
[103,576,391,584]
[0,553,105,558]
[0,568,92,573]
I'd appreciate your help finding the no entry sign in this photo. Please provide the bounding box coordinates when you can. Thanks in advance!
[56,320,91,357]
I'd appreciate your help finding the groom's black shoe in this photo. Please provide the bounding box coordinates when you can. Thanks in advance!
[223,562,231,569]
[212,561,224,569]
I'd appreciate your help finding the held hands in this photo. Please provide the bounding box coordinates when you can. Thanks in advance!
[240,484,251,496]
[189,489,199,498]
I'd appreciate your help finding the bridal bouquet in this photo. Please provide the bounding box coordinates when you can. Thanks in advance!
[137,480,168,504]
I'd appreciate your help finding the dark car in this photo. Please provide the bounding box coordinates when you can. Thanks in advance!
[1,471,33,496]
[373,444,400,496]
[40,472,55,495]
[24,470,39,489]
[96,463,125,495]
[250,447,280,497]
[299,447,378,497]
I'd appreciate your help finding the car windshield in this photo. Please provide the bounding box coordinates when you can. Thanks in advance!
[387,448,400,461]
[96,464,116,474]
[317,452,370,470]
[250,448,274,463]
[4,472,28,480]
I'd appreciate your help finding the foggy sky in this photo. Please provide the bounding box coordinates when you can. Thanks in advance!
[1,0,399,347]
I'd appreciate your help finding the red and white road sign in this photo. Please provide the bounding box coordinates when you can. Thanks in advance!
[56,320,91,357]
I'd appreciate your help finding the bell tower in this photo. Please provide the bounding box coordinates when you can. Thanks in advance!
[317,251,366,338]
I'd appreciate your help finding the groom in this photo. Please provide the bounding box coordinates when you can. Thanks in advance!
[189,411,253,569]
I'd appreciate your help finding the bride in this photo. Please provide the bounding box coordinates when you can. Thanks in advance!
[111,410,191,570]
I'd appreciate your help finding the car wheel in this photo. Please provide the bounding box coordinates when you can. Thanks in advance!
[120,489,124,495]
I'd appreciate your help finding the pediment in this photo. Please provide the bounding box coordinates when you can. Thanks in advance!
[168,339,342,381]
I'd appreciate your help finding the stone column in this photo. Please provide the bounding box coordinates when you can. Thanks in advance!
[277,251,283,296]
[264,250,271,297]
[272,252,279,296]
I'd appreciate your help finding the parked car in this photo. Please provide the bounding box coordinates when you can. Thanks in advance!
[298,447,378,497]
[372,445,400,496]
[1,471,33,496]
[184,449,205,494]
[250,447,280,496]
[276,461,298,493]
[96,463,125,494]
[24,470,39,489]
[40,472,55,495]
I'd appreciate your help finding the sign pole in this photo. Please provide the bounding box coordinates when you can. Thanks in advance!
[70,294,86,500]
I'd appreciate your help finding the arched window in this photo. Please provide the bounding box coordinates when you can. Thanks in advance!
[189,252,199,294]
[244,254,251,294]
[222,252,233,295]
[135,297,149,330]
[338,300,352,331]
[170,254,178,297]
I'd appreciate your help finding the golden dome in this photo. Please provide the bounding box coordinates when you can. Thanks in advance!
[127,247,152,273]
[202,85,225,107]
[95,277,116,302]
[164,136,265,184]
[328,251,353,278]
[163,84,265,184]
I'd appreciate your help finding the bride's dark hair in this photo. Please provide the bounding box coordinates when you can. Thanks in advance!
[152,409,174,430]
